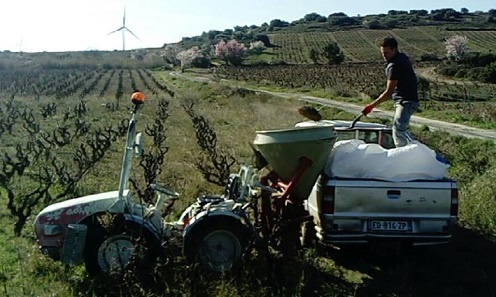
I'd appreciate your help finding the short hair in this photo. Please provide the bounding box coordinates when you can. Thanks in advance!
[379,36,398,49]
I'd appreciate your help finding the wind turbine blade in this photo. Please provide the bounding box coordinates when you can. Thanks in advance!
[123,7,126,26]
[125,28,141,41]
[107,27,124,35]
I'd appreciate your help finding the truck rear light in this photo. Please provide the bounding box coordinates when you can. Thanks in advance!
[322,185,335,214]
[450,188,459,216]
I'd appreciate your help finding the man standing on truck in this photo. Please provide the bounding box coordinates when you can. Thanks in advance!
[361,36,419,147]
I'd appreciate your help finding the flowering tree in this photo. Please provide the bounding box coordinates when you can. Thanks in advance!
[249,40,266,54]
[445,35,469,61]
[214,39,247,66]
[176,46,203,72]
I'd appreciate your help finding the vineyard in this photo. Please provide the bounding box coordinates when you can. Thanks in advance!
[267,27,496,63]
[0,66,179,237]
[0,20,495,296]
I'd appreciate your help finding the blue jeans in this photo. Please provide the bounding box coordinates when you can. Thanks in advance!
[393,101,419,147]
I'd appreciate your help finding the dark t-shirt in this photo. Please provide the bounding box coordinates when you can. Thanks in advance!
[385,52,419,102]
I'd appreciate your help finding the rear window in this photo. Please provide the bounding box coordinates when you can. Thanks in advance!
[336,131,356,141]
[358,131,379,144]
[335,130,395,149]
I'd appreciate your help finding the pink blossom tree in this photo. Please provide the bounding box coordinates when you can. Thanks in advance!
[214,39,247,66]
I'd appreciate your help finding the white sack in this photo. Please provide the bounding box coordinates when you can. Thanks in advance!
[325,139,449,182]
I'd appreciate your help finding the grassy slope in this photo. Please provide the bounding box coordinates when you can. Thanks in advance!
[0,16,495,296]
[0,68,494,296]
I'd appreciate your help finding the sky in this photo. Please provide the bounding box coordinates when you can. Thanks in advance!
[1,0,494,53]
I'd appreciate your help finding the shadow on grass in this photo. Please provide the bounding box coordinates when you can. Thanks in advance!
[74,226,496,297]
[321,226,496,297]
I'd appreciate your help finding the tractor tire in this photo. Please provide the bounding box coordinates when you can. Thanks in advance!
[83,218,161,276]
[184,218,248,273]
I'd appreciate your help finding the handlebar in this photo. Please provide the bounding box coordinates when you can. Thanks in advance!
[150,183,180,199]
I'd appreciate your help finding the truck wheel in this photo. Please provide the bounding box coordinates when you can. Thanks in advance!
[300,220,317,248]
[84,222,160,275]
[186,219,247,273]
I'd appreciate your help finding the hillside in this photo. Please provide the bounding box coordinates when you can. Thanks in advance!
[0,8,495,297]
[177,8,496,63]
[266,26,496,63]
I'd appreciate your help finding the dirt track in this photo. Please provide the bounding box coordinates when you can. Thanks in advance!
[170,72,496,142]
[245,88,496,141]
[298,95,496,141]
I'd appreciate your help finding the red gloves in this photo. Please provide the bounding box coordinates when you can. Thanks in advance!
[362,104,374,116]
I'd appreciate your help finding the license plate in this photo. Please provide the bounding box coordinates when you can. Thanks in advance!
[369,220,409,231]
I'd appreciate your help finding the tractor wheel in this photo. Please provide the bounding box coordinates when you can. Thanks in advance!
[185,219,248,273]
[84,219,161,275]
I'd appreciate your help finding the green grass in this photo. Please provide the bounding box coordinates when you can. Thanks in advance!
[0,49,496,296]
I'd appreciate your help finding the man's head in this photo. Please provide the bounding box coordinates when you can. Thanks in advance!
[379,36,398,62]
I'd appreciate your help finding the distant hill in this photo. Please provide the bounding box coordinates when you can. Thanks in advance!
[177,8,496,64]
[2,8,495,68]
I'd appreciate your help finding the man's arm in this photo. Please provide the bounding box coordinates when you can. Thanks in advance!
[362,79,398,115]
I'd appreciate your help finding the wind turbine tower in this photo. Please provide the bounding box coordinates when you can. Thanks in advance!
[107,7,140,51]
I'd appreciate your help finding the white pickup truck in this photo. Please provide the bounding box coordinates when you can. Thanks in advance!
[298,120,459,247]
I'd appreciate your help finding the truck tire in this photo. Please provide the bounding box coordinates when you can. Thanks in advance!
[83,218,161,275]
[300,220,317,248]
[184,218,248,273]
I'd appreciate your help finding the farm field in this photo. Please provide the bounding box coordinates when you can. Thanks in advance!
[0,60,495,296]
[267,27,496,63]
[1,21,496,295]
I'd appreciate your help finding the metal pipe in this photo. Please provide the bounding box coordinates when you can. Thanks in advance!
[117,104,141,207]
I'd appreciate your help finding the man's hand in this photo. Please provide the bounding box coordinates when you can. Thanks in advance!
[362,103,374,116]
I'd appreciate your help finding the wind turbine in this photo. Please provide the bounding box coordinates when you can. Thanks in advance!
[17,36,23,53]
[107,7,140,51]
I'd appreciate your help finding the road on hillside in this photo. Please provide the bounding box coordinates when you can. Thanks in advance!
[249,89,496,141]
[298,95,496,141]
[169,72,496,142]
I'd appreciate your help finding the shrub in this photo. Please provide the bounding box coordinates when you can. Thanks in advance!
[480,62,496,83]
[459,52,496,67]
[420,53,440,61]
[191,56,212,68]
[323,42,345,64]
[309,48,320,64]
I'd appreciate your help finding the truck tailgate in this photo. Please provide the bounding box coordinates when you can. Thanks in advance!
[330,178,455,218]
[312,177,458,245]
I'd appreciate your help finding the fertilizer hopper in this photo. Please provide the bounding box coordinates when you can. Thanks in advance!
[254,125,337,201]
